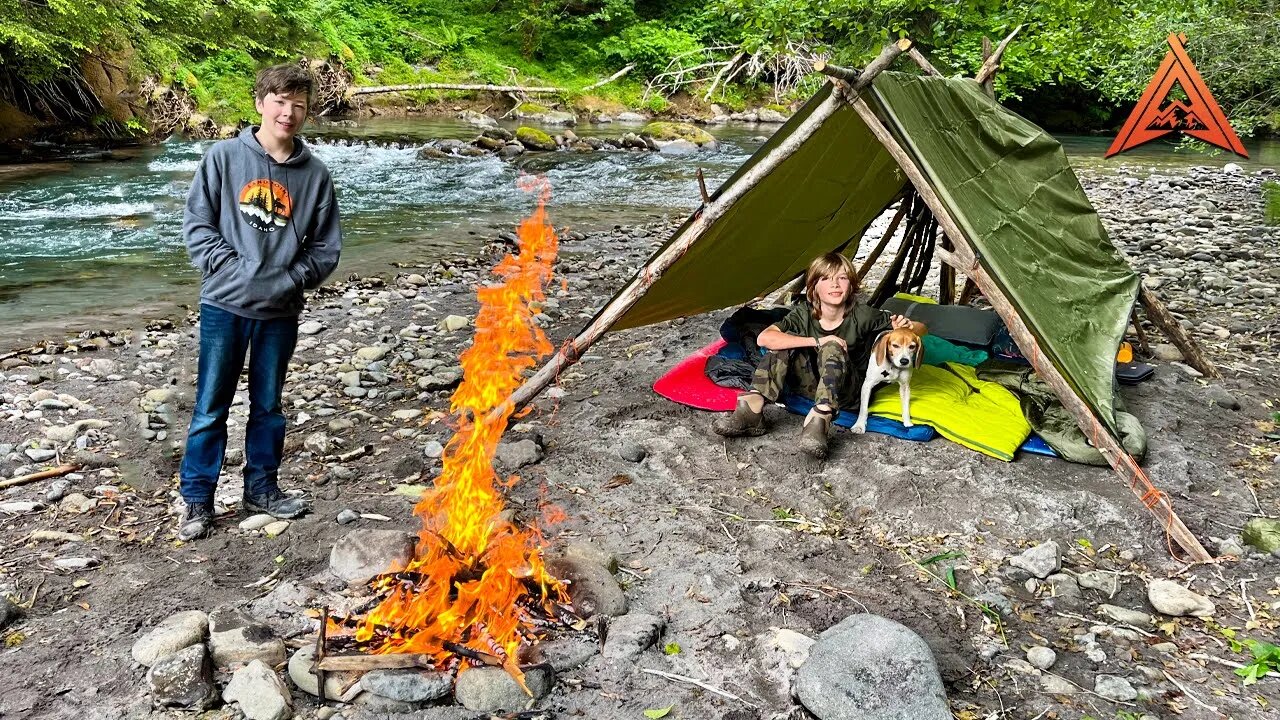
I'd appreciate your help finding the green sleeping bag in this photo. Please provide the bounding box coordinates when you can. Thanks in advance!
[867,362,1031,461]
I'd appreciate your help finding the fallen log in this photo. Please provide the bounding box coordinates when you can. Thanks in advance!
[349,83,564,97]
[0,463,79,490]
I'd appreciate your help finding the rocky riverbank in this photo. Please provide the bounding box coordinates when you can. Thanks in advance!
[0,166,1278,720]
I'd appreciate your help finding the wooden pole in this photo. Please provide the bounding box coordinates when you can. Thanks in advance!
[496,42,910,422]
[958,278,979,305]
[847,95,1212,563]
[814,38,913,90]
[975,26,1023,87]
[1138,286,1220,378]
[906,47,942,77]
[980,37,995,98]
[696,168,711,204]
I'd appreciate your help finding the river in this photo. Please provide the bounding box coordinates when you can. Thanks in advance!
[1,117,1277,346]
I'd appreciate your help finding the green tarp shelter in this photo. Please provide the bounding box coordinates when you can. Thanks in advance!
[510,43,1211,561]
[614,73,1139,436]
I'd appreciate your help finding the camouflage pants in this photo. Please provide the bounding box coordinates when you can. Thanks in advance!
[750,343,850,411]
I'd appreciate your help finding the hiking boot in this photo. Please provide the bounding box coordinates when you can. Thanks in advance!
[243,488,309,519]
[177,502,214,541]
[712,393,766,437]
[799,406,833,459]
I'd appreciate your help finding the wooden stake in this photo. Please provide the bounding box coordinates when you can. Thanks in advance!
[938,234,956,304]
[1138,286,1220,378]
[847,94,1211,562]
[696,168,711,204]
[856,198,910,282]
[314,607,329,704]
[975,26,1023,87]
[958,278,979,305]
[1130,308,1152,356]
[907,47,942,77]
[0,464,78,490]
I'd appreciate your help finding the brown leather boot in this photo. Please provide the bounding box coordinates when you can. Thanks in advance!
[712,393,766,437]
[799,406,834,459]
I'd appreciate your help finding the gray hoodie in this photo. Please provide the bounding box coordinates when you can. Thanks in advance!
[184,127,342,319]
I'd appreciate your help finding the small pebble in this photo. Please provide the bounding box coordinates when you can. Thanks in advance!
[337,509,359,525]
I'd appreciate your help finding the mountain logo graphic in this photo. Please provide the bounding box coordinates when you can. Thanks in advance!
[238,179,293,232]
[1106,33,1246,158]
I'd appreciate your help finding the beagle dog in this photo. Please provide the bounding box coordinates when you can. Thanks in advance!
[851,328,922,434]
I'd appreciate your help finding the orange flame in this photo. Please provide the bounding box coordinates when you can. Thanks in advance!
[352,176,567,683]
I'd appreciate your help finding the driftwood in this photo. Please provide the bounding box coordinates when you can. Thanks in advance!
[314,607,329,704]
[580,64,635,92]
[1138,286,1220,378]
[0,464,78,490]
[704,52,747,100]
[848,94,1211,562]
[975,26,1023,86]
[318,653,437,672]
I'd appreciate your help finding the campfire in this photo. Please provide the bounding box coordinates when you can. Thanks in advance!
[323,176,574,689]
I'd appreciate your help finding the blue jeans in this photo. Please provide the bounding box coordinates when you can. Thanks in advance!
[180,304,298,506]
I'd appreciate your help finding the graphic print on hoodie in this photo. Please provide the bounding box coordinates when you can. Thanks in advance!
[238,179,293,231]
[185,127,342,320]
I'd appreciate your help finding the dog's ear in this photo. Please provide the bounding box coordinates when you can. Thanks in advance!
[913,342,923,368]
[874,335,888,368]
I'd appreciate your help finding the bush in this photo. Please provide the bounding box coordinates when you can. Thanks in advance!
[599,22,704,78]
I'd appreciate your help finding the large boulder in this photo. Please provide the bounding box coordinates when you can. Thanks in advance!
[545,542,627,617]
[639,122,718,151]
[1147,579,1215,617]
[515,126,558,151]
[208,606,287,669]
[132,610,209,667]
[513,102,576,126]
[453,665,553,712]
[796,614,950,720]
[330,528,418,584]
[458,109,498,129]
[223,660,293,720]
[147,645,217,710]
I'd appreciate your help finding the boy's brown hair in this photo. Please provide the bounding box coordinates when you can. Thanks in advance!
[254,63,313,106]
[804,251,859,317]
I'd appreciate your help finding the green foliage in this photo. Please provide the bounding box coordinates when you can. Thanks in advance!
[1235,638,1280,686]
[599,22,704,77]
[1265,181,1280,226]
[2,0,1279,134]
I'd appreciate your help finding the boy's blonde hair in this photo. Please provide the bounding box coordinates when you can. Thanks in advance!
[804,251,858,317]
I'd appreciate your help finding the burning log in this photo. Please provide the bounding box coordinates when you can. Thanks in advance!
[318,653,437,672]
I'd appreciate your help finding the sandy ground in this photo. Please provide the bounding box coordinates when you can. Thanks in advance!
[0,165,1278,720]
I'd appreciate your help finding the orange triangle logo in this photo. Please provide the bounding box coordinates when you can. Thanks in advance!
[1106,33,1247,158]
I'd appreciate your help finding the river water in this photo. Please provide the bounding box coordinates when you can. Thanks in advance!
[2,117,1277,345]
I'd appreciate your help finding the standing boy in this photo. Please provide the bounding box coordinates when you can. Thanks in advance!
[177,63,343,540]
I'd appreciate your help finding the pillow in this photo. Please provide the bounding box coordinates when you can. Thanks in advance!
[880,298,1003,347]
